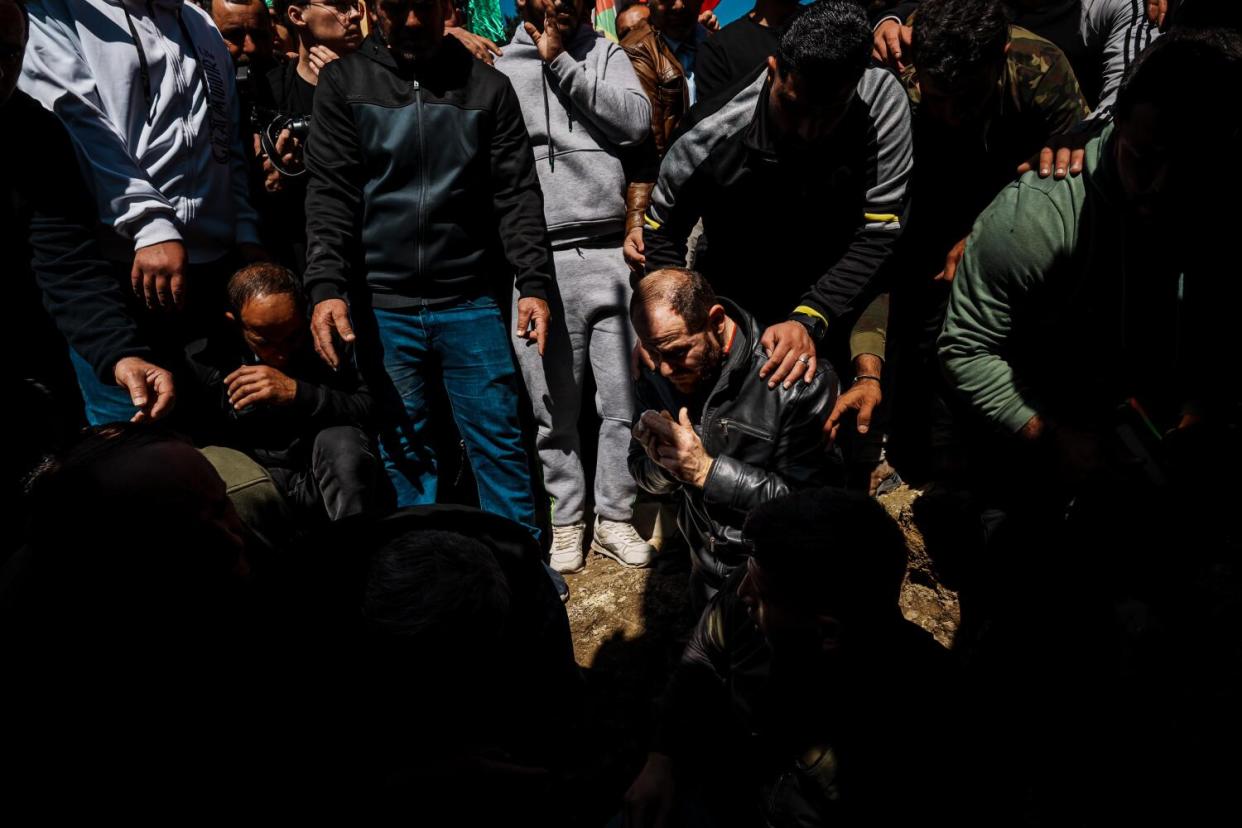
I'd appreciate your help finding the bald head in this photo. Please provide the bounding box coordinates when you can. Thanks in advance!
[617,3,649,40]
[631,267,718,333]
[631,268,728,394]
[212,0,274,66]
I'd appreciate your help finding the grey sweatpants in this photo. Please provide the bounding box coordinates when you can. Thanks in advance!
[513,243,638,525]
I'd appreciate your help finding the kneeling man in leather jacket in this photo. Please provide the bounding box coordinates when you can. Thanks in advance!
[629,267,839,606]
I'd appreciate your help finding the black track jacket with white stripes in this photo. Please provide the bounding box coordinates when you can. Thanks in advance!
[642,65,913,342]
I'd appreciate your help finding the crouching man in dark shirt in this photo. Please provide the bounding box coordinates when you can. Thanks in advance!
[186,262,382,522]
[624,488,967,826]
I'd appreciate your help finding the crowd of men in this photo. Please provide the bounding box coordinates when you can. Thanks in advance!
[3,0,1240,822]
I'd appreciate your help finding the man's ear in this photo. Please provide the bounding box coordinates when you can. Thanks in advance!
[767,54,778,81]
[707,303,727,332]
[286,3,306,30]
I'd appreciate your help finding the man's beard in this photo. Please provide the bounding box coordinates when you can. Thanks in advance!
[389,28,437,63]
[702,332,723,377]
[674,332,724,393]
[394,37,420,61]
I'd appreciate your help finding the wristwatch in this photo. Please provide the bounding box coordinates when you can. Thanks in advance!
[790,305,828,343]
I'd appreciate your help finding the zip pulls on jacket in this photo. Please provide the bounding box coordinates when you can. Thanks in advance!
[414,79,426,281]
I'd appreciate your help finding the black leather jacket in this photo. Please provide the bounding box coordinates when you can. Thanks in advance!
[629,300,840,588]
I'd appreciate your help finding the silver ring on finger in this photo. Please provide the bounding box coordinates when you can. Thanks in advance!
[797,355,811,366]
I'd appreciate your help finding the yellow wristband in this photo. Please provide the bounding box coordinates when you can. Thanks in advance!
[792,305,829,327]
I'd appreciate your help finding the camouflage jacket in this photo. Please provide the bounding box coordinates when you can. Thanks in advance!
[895,26,1091,273]
[901,25,1090,159]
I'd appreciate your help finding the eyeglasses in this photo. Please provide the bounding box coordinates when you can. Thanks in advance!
[307,1,361,18]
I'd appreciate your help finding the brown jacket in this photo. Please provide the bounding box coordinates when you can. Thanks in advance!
[621,20,690,232]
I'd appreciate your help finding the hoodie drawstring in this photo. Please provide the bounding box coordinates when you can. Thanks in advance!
[122,6,154,115]
[541,63,555,171]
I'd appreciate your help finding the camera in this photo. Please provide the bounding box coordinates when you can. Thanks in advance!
[258,112,312,178]
[235,64,311,177]
[267,113,312,143]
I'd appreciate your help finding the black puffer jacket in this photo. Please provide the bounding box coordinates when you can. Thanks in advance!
[629,299,840,586]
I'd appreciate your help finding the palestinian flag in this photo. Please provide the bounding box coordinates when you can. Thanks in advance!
[593,0,618,41]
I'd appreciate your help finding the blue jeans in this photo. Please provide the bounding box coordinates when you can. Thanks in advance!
[369,296,539,538]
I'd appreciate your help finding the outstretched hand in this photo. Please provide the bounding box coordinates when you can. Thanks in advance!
[311,298,356,370]
[114,356,176,422]
[516,296,551,356]
[447,26,503,64]
[872,19,913,72]
[524,13,565,63]
[824,379,882,446]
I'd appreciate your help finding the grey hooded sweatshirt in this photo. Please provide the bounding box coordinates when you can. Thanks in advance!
[496,24,650,248]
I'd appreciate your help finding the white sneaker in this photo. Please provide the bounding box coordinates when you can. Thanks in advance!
[591,517,655,568]
[549,523,586,574]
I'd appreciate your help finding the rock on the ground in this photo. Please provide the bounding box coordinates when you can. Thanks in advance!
[880,485,961,647]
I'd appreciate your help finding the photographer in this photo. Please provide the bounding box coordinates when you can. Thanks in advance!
[260,0,364,272]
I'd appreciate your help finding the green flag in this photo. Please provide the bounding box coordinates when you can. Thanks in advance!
[468,0,506,43]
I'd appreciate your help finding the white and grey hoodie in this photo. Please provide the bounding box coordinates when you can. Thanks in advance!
[495,24,650,248]
[20,0,259,264]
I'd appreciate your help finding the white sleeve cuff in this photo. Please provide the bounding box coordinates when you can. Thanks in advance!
[132,214,183,250]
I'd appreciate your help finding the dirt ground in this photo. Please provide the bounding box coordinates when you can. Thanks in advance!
[566,484,958,665]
